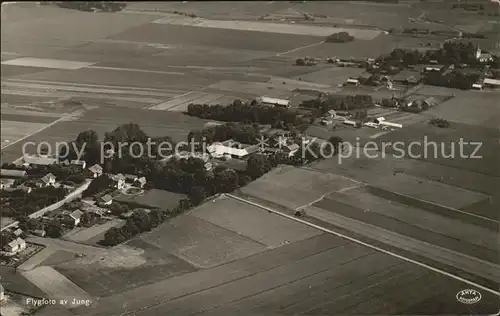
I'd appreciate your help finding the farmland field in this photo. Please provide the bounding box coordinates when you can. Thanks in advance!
[425,91,500,128]
[285,35,398,59]
[241,165,359,210]
[140,214,266,268]
[69,233,499,316]
[114,189,187,210]
[190,195,321,248]
[293,66,366,86]
[54,241,197,298]
[152,17,383,39]
[1,106,207,163]
[317,187,498,263]
[22,266,92,308]
[375,121,500,177]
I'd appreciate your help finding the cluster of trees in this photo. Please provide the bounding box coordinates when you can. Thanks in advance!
[16,216,63,238]
[2,187,68,218]
[295,57,318,66]
[169,10,197,18]
[424,70,480,90]
[82,174,114,198]
[56,2,127,12]
[380,42,480,67]
[300,94,374,114]
[188,122,261,145]
[325,32,354,43]
[429,118,450,128]
[68,123,341,219]
[187,102,309,129]
[65,122,346,246]
[26,164,86,185]
[101,208,174,246]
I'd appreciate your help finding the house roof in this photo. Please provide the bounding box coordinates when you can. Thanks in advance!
[71,160,86,165]
[136,177,147,184]
[257,96,290,106]
[100,194,113,202]
[1,178,16,185]
[1,169,27,178]
[88,164,103,174]
[7,237,25,248]
[483,78,500,86]
[69,209,83,220]
[423,97,437,105]
[285,144,300,151]
[40,173,56,184]
[13,228,23,236]
[111,173,125,182]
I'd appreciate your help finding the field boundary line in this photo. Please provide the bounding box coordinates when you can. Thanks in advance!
[384,189,499,224]
[295,184,367,212]
[304,166,498,224]
[2,78,190,93]
[276,40,325,56]
[226,193,500,297]
[0,114,69,151]
[86,65,185,76]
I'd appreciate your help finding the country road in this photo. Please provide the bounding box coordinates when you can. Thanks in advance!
[26,236,107,256]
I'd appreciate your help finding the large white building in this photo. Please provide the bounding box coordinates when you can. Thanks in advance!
[207,140,259,158]
[483,78,500,88]
[256,96,290,108]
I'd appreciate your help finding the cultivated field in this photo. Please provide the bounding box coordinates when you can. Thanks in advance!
[312,152,499,198]
[69,233,499,316]
[293,66,366,86]
[285,35,397,59]
[0,266,46,299]
[375,121,500,177]
[1,113,59,149]
[54,241,197,298]
[152,17,383,39]
[110,22,321,53]
[22,266,92,308]
[114,189,187,210]
[140,214,266,269]
[1,106,207,163]
[317,187,498,263]
[241,165,359,210]
[425,91,500,128]
[2,4,161,55]
[64,219,125,244]
[190,195,321,248]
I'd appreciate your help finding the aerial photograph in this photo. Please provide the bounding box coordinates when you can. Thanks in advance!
[0,1,499,315]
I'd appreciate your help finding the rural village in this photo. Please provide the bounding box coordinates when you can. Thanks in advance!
[0,1,499,316]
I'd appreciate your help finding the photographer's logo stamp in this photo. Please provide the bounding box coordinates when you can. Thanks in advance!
[456,289,482,304]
